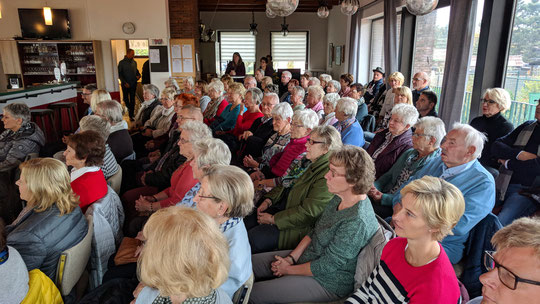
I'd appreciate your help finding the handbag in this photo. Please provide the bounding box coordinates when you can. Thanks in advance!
[113,237,142,266]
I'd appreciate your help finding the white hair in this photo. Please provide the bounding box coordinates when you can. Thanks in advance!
[207,80,225,95]
[293,109,319,130]
[244,76,257,85]
[319,74,332,83]
[328,80,341,92]
[336,97,358,119]
[391,103,419,127]
[179,121,212,141]
[165,77,180,91]
[414,117,446,148]
[484,88,512,112]
[292,86,305,99]
[282,71,292,79]
[450,123,486,159]
[264,92,280,105]
[271,102,294,120]
[308,77,321,86]
[323,93,340,108]
[246,87,263,105]
[193,138,231,167]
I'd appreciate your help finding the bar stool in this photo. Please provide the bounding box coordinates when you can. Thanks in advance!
[49,102,80,135]
[30,109,58,143]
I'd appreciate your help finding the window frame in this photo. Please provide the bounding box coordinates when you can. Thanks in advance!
[269,31,310,73]
[217,31,257,75]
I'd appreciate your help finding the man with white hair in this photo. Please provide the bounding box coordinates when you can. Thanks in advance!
[279,70,292,97]
[412,71,431,106]
[244,75,257,90]
[391,123,496,264]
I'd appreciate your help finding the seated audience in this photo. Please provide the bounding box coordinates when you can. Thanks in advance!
[291,86,306,111]
[250,146,378,303]
[246,126,341,253]
[133,207,232,304]
[64,131,108,213]
[411,71,431,105]
[134,84,160,129]
[469,217,540,304]
[339,73,354,97]
[181,77,195,94]
[300,73,311,90]
[279,71,292,97]
[142,87,176,139]
[0,219,29,304]
[203,80,229,126]
[89,89,112,115]
[371,71,404,120]
[280,79,299,103]
[260,56,274,77]
[347,176,465,304]
[255,68,265,88]
[306,85,325,119]
[164,77,180,91]
[308,77,321,87]
[7,158,88,281]
[470,87,514,171]
[96,100,134,162]
[211,82,245,132]
[326,80,341,94]
[242,102,293,173]
[81,83,98,116]
[377,86,413,131]
[369,116,445,218]
[319,73,332,89]
[367,104,417,179]
[261,76,273,92]
[350,83,368,123]
[364,67,385,105]
[266,84,279,94]
[333,97,365,147]
[220,75,234,97]
[392,123,495,264]
[416,90,439,118]
[244,75,257,90]
[195,80,211,112]
[194,165,253,298]
[78,115,119,179]
[320,93,340,126]
[491,101,539,225]
[225,52,246,76]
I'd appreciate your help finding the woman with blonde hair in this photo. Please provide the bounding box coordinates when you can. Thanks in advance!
[370,71,405,119]
[212,82,246,133]
[7,158,88,281]
[376,86,414,130]
[90,89,112,113]
[134,207,231,303]
[346,176,465,304]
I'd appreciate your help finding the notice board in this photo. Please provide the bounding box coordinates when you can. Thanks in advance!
[169,38,196,78]
[149,45,168,72]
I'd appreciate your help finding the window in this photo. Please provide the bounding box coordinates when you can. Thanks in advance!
[128,40,148,57]
[271,31,308,73]
[502,0,540,126]
[369,14,402,72]
[219,32,256,75]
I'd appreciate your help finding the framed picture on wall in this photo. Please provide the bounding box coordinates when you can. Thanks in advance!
[328,43,334,67]
[335,45,342,66]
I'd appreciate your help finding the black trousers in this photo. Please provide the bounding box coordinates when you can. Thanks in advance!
[122,83,137,119]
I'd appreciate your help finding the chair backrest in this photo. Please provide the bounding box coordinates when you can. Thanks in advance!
[232,273,254,304]
[360,114,376,132]
[107,166,122,194]
[55,215,94,296]
[121,151,136,164]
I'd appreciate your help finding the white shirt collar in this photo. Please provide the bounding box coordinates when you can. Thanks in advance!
[71,166,100,182]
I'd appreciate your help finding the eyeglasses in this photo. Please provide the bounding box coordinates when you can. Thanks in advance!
[328,168,346,178]
[481,99,497,104]
[412,133,430,138]
[292,123,304,128]
[483,251,540,290]
[307,138,325,145]
[82,92,92,96]
[178,138,191,144]
[197,193,219,200]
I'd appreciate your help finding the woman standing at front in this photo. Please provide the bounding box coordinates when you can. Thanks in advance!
[225,52,246,76]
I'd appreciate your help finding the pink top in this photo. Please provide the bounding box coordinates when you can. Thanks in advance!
[159,161,198,208]
[269,135,308,177]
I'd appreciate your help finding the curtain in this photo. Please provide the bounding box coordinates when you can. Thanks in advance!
[439,0,478,125]
[383,0,398,76]
[348,9,363,82]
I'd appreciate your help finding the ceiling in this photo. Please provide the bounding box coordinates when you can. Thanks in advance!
[198,0,342,12]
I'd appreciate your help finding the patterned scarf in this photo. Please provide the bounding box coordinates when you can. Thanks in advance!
[389,152,420,194]
[203,96,224,121]
[371,131,395,160]
[152,289,218,304]
[220,217,241,233]
[334,117,356,133]
[281,156,312,188]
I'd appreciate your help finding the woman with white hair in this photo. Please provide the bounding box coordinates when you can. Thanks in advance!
[181,77,195,94]
[326,80,341,94]
[367,103,418,179]
[334,97,364,147]
[470,87,514,170]
[96,100,134,162]
[320,93,340,126]
[164,77,180,91]
[142,87,176,139]
[318,74,332,89]
[134,84,160,128]
[203,80,230,126]
[306,85,325,119]
[369,116,446,218]
[291,86,306,111]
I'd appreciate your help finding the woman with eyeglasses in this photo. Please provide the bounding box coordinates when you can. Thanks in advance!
[246,125,342,254]
[470,88,514,172]
[249,146,379,303]
[468,217,540,304]
[346,176,465,304]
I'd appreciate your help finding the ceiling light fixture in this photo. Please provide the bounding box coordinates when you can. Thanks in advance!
[249,11,258,36]
[340,0,360,16]
[281,17,289,36]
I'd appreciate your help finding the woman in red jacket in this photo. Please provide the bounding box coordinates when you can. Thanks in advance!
[203,80,229,126]
[64,131,108,213]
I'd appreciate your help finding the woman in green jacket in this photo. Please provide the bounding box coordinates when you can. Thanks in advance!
[246,125,342,253]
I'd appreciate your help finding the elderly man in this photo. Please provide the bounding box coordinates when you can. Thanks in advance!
[364,67,385,105]
[416,90,438,117]
[244,75,257,90]
[81,83,97,116]
[491,100,540,226]
[392,123,495,264]
[279,70,292,97]
[412,71,431,106]
[469,217,540,304]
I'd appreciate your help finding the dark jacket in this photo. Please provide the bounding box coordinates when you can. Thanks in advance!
[0,122,45,172]
[470,113,514,169]
[367,128,413,179]
[118,56,140,85]
[140,99,160,126]
[141,60,150,84]
[412,86,430,106]
[225,61,246,76]
[145,143,187,191]
[7,205,88,281]
[239,117,276,159]
[364,79,384,104]
[108,129,135,163]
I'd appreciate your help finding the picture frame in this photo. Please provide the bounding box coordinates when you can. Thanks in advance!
[328,43,334,67]
[335,45,342,66]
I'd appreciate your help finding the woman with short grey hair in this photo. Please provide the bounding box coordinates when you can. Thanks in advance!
[203,80,228,126]
[318,74,332,88]
[320,93,340,126]
[96,100,134,162]
[135,84,161,128]
[182,77,195,94]
[79,115,119,179]
[164,77,180,91]
[306,86,325,119]
[333,97,364,147]
[291,86,306,111]
[369,116,446,218]
[326,80,341,94]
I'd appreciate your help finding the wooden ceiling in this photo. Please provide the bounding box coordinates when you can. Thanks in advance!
[198,0,341,12]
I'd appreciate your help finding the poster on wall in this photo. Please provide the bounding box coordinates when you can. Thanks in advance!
[149,49,160,63]
[171,45,182,59]
[172,59,183,73]
[149,45,169,72]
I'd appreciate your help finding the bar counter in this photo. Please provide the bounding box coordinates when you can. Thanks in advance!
[0,82,80,111]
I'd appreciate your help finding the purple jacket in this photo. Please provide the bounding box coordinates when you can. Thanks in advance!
[367,128,413,179]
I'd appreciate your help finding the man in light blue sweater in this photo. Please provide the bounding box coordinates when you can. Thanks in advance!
[392,123,495,264]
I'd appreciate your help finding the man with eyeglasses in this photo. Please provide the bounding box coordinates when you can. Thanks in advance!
[81,83,97,116]
[468,217,540,304]
[411,72,431,106]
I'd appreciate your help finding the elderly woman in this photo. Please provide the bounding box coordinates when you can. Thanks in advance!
[203,80,229,126]
[7,158,88,281]
[300,73,311,90]
[225,52,246,76]
[291,86,306,111]
[369,116,446,218]
[333,97,365,147]
[350,83,368,123]
[212,82,245,133]
[195,80,211,112]
[347,176,465,303]
[181,77,195,94]
[339,73,354,97]
[243,102,293,172]
[308,77,321,87]
[280,79,299,103]
[78,115,119,179]
[96,100,134,162]
[306,85,325,119]
[133,207,231,304]
[89,89,112,114]
[326,80,341,94]
[194,165,254,297]
[64,131,108,213]
[255,68,265,86]
[134,84,160,128]
[367,103,418,179]
[247,126,342,253]
[320,93,340,126]
[252,109,319,182]
[377,86,414,131]
[371,71,404,119]
[250,146,379,303]
[142,87,176,139]
[231,87,263,137]
[319,74,332,89]
[470,87,514,170]
[261,76,273,93]
[164,77,180,91]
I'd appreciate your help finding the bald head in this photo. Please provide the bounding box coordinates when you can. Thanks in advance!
[412,72,430,91]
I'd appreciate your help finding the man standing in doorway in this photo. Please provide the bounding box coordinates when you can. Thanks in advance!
[118,48,141,120]
[411,71,430,106]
